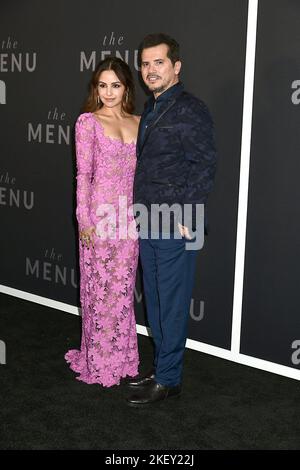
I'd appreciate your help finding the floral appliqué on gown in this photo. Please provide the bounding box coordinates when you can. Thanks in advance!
[65,112,139,387]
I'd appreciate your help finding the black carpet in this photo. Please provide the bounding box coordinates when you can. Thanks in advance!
[0,292,300,450]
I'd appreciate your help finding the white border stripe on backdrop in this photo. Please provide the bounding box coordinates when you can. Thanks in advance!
[1,0,300,381]
[230,0,258,356]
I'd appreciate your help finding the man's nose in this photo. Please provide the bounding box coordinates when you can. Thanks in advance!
[148,63,157,74]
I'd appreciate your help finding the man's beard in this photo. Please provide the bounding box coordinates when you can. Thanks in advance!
[148,83,165,93]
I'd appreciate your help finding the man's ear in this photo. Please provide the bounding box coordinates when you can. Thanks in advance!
[174,60,182,76]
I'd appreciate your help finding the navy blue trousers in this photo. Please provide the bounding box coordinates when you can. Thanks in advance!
[139,235,199,387]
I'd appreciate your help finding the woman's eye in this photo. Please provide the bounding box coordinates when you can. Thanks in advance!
[113,84,121,88]
[98,84,105,88]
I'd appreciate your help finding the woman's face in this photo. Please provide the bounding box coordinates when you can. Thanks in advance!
[97,69,126,109]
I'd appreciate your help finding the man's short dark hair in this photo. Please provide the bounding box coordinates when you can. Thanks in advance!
[139,33,180,65]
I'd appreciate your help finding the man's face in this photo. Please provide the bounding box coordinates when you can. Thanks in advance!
[141,44,181,97]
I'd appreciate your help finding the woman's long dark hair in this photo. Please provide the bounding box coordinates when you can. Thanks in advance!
[82,57,135,114]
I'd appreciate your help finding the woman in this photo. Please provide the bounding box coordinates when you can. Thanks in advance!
[65,57,140,387]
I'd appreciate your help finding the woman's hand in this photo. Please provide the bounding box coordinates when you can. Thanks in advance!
[79,226,95,249]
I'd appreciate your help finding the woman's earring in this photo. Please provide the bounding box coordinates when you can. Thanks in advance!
[97,96,100,105]
[125,90,129,103]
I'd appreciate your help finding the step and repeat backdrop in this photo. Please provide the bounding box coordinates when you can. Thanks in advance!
[1,0,299,377]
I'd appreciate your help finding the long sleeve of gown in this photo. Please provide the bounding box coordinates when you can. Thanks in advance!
[75,114,94,232]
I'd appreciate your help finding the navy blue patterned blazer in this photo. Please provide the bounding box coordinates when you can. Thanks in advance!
[133,83,217,233]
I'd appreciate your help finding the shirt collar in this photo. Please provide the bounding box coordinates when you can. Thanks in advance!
[146,81,184,110]
[155,81,183,103]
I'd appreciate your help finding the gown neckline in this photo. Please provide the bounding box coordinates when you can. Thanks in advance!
[90,113,136,147]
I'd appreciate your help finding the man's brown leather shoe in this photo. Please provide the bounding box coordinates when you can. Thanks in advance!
[126,381,181,405]
[125,368,155,387]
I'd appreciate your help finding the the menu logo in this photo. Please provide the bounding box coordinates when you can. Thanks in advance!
[190,299,205,321]
[26,247,78,288]
[28,108,70,145]
[80,32,139,72]
[1,36,37,72]
[0,171,34,210]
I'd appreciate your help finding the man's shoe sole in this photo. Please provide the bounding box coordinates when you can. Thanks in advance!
[126,391,181,406]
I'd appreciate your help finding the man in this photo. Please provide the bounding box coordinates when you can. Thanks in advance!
[127,33,217,405]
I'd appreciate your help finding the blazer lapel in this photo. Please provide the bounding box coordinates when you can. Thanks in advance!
[138,98,177,157]
[136,117,145,157]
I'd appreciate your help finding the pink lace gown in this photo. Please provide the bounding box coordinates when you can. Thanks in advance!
[65,112,139,387]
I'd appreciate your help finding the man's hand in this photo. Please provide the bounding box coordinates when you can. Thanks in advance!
[79,226,95,249]
[178,223,192,240]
